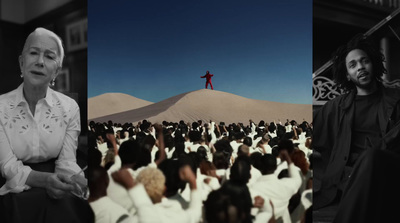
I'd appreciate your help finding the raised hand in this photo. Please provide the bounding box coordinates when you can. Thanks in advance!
[112,168,136,190]
[279,150,292,164]
[179,165,197,190]
[253,195,265,208]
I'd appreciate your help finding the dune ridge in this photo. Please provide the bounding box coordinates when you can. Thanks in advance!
[88,92,153,119]
[90,89,312,124]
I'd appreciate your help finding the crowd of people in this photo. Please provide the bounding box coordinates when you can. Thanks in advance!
[87,118,313,223]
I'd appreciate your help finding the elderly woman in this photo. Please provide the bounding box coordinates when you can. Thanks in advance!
[0,28,91,222]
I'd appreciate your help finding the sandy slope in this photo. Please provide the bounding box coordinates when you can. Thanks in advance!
[90,89,312,125]
[88,93,153,119]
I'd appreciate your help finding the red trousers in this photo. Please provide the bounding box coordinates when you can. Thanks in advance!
[206,81,213,90]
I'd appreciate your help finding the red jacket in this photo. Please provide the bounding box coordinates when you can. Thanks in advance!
[201,73,213,82]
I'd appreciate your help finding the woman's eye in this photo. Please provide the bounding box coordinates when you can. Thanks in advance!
[29,51,38,55]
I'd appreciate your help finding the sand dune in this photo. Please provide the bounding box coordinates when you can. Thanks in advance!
[88,93,153,120]
[89,89,312,125]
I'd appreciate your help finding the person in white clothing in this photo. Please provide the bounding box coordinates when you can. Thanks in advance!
[247,120,258,140]
[105,123,166,213]
[112,165,202,223]
[230,131,244,159]
[0,27,90,223]
[255,133,273,154]
[89,165,136,223]
[106,139,142,215]
[187,130,203,153]
[205,155,275,223]
[250,150,302,223]
[0,27,86,196]
[233,145,262,187]
[158,159,189,209]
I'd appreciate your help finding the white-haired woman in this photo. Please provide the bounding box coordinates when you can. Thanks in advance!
[0,27,91,222]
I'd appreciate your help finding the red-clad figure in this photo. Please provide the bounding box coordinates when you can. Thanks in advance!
[201,70,214,90]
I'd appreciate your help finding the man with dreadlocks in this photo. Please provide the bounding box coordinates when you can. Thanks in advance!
[313,34,400,222]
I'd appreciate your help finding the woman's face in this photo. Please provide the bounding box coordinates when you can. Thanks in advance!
[19,33,60,88]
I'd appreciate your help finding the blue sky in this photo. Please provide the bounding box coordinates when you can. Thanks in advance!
[88,0,312,104]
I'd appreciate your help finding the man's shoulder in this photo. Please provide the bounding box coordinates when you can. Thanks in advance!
[321,92,351,109]
[313,92,353,121]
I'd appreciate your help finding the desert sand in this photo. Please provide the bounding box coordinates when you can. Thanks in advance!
[89,89,312,125]
[88,93,153,120]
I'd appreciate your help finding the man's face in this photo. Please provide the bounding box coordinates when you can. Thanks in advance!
[345,49,374,89]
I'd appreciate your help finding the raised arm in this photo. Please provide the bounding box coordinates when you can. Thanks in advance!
[106,132,119,156]
[292,126,299,140]
[153,123,166,166]
[209,121,218,146]
[179,165,202,223]
[112,168,162,223]
[250,119,256,134]
[279,150,302,193]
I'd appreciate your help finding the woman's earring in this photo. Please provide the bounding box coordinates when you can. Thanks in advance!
[50,78,56,86]
[20,73,23,78]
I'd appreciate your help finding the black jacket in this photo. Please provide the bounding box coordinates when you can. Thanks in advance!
[313,86,400,209]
